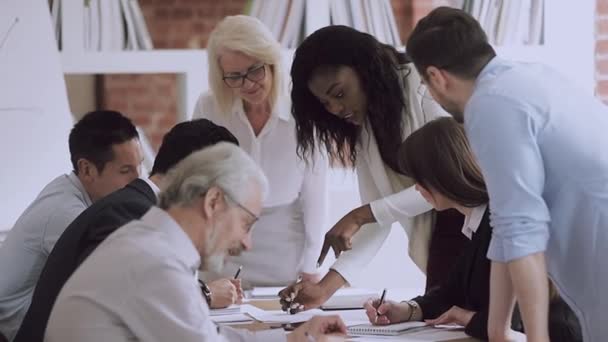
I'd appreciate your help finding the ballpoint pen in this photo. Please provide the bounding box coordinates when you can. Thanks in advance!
[376,288,387,318]
[234,265,242,279]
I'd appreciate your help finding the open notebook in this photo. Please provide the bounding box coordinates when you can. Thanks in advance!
[347,321,427,336]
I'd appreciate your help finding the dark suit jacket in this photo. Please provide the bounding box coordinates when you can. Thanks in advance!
[414,208,581,340]
[14,179,156,342]
[425,209,468,292]
[413,208,520,339]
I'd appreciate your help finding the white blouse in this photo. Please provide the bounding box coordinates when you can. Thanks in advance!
[332,66,449,283]
[192,92,328,273]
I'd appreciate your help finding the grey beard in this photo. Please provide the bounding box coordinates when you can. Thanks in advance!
[203,253,225,274]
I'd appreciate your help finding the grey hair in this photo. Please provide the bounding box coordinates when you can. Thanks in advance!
[158,142,268,209]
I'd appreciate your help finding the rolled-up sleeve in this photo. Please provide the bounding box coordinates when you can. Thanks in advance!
[331,159,430,282]
[465,94,551,262]
[369,185,432,227]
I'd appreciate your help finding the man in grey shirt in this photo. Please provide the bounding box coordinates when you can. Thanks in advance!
[45,143,346,342]
[0,110,142,341]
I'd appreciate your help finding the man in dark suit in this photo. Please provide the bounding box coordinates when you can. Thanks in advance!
[14,119,241,342]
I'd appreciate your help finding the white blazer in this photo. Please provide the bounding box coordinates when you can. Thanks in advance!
[332,65,449,283]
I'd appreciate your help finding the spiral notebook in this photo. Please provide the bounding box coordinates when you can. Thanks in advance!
[347,321,427,336]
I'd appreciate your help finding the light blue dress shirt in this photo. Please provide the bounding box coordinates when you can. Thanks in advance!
[0,173,92,341]
[465,57,608,342]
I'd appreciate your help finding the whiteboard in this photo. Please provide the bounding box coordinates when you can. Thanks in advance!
[0,0,73,230]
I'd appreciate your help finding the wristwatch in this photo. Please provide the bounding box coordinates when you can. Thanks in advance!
[199,280,212,305]
[406,300,421,321]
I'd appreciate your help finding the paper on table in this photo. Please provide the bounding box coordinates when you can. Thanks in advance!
[209,304,241,316]
[348,321,427,336]
[250,287,284,299]
[246,308,324,324]
[321,288,379,310]
[211,313,253,324]
[404,325,468,340]
[245,306,371,327]
[348,325,467,341]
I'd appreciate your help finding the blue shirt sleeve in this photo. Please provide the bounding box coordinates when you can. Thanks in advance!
[465,94,551,262]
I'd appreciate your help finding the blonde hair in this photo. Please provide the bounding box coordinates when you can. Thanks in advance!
[207,15,284,115]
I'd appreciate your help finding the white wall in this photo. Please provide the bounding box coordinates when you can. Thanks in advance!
[0,0,73,232]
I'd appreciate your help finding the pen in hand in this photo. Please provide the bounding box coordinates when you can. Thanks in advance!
[375,288,387,323]
[234,265,242,280]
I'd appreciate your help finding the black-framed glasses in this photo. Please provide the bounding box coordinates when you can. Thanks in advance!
[222,64,266,88]
[224,193,259,233]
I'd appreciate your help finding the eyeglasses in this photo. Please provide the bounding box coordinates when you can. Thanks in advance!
[224,193,259,233]
[222,64,267,88]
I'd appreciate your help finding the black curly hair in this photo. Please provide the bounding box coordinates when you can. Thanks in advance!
[291,25,410,172]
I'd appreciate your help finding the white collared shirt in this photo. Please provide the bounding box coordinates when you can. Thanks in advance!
[142,177,161,197]
[0,172,92,340]
[193,92,328,274]
[461,204,487,240]
[45,207,286,342]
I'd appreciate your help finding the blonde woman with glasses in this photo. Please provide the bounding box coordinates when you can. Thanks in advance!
[192,15,328,288]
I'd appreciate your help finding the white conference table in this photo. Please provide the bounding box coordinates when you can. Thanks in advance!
[233,287,526,342]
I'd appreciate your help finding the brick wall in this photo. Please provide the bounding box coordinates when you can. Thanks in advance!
[597,0,608,102]
[101,0,435,151]
[101,0,248,150]
[108,0,608,152]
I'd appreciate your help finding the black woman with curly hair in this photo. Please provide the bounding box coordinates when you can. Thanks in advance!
[279,25,468,312]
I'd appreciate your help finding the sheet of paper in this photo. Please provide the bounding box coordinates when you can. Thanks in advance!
[246,308,324,324]
[399,326,468,341]
[249,287,284,298]
[347,326,467,341]
[209,304,241,316]
[211,313,253,324]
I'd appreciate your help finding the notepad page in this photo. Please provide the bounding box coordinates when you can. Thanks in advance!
[347,321,427,336]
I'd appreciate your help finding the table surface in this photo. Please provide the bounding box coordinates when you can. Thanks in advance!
[230,298,527,342]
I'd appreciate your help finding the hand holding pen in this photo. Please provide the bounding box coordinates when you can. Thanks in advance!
[229,265,243,304]
[376,288,387,321]
[279,276,328,314]
[363,289,406,325]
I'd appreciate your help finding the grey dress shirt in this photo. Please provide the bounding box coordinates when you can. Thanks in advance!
[0,173,92,341]
[45,207,285,342]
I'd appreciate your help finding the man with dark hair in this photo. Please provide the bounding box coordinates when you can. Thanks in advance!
[14,119,241,342]
[0,110,141,341]
[407,6,608,342]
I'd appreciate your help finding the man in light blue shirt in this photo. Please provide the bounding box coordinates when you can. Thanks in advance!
[407,7,608,342]
[0,110,142,341]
